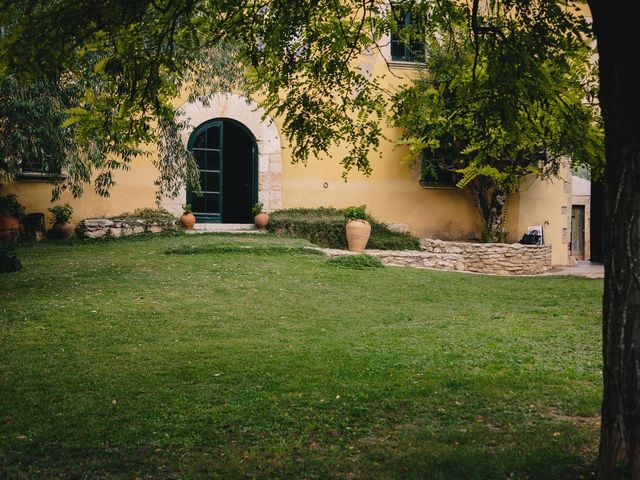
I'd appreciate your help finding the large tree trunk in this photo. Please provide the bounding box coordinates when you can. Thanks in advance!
[469,178,508,243]
[589,2,640,478]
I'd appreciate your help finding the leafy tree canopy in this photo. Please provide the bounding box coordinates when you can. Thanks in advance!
[393,0,603,241]
[0,0,602,219]
[0,0,390,199]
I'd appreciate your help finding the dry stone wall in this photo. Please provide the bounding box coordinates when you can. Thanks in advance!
[323,239,552,275]
[80,218,178,239]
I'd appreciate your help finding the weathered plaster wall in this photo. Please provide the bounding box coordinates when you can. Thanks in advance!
[509,161,573,266]
[1,154,159,226]
[3,39,571,265]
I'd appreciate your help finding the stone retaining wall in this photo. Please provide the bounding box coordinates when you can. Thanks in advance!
[79,218,178,239]
[324,239,552,275]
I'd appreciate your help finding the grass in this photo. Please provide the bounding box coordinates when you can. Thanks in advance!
[0,233,603,479]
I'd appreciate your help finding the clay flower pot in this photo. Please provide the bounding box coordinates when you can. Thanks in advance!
[254,212,269,230]
[180,213,196,230]
[53,221,75,239]
[0,215,20,243]
[346,219,371,252]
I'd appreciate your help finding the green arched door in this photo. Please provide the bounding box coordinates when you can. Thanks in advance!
[187,119,258,223]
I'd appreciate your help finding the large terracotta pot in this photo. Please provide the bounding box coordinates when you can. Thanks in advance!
[254,212,269,230]
[180,213,196,230]
[346,219,371,252]
[0,215,20,243]
[53,221,75,239]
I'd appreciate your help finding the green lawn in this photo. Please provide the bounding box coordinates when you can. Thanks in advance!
[0,234,603,479]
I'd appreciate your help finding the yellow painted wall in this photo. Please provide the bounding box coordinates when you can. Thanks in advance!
[2,40,572,265]
[511,163,572,266]
[1,152,159,226]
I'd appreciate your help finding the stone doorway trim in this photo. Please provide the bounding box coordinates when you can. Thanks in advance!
[161,93,282,216]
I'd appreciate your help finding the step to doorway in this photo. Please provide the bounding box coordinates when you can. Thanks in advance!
[187,223,266,234]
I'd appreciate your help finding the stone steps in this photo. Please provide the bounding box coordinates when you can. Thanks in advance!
[187,223,266,234]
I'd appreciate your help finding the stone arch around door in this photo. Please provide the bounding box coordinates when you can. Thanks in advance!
[161,93,283,217]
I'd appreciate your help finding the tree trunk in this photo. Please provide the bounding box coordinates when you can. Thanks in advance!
[589,2,640,478]
[469,178,508,243]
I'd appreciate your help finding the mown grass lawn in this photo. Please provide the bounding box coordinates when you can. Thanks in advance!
[0,234,603,479]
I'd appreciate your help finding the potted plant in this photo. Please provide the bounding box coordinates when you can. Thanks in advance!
[180,203,196,230]
[253,201,268,229]
[48,204,75,239]
[0,194,25,243]
[344,205,371,252]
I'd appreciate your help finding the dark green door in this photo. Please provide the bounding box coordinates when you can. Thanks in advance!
[187,119,257,223]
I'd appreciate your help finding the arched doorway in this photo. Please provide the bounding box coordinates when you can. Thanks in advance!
[187,119,258,223]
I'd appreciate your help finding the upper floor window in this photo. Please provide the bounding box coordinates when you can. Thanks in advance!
[20,158,45,174]
[390,7,425,63]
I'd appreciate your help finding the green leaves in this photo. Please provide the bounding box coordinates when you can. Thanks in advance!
[392,0,603,241]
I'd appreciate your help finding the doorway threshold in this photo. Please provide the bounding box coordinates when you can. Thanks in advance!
[187,223,266,234]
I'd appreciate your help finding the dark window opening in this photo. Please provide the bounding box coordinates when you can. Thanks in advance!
[419,159,457,188]
[391,8,425,63]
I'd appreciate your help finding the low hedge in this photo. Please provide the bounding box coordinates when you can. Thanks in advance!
[0,241,22,273]
[268,207,420,250]
[109,207,176,222]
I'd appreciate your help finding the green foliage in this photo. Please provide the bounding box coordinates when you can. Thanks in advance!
[393,0,603,242]
[366,230,420,250]
[0,1,388,188]
[0,240,22,273]
[327,253,384,269]
[164,243,322,256]
[110,208,175,221]
[182,204,192,215]
[252,202,264,217]
[47,204,73,224]
[268,207,419,250]
[344,205,367,221]
[0,194,25,218]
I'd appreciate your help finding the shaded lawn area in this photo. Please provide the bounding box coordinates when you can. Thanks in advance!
[0,234,603,479]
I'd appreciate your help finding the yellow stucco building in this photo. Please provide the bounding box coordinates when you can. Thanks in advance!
[2,30,575,266]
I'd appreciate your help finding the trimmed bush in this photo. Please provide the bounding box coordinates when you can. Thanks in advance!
[268,207,420,250]
[0,241,22,273]
[110,207,176,222]
[327,254,384,269]
[164,243,323,256]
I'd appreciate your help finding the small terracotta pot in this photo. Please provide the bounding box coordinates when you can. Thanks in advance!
[346,219,371,252]
[53,221,75,239]
[180,213,196,230]
[254,212,269,230]
[0,215,20,243]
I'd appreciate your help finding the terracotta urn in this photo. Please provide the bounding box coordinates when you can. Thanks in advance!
[254,212,269,230]
[0,215,20,243]
[53,221,75,239]
[346,219,371,252]
[180,213,196,230]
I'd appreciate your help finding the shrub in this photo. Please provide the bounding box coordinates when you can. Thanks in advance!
[268,207,420,250]
[252,202,264,217]
[48,204,73,224]
[0,194,25,218]
[0,241,22,273]
[164,243,323,256]
[110,207,175,221]
[327,254,384,269]
[344,205,367,220]
[182,204,192,214]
